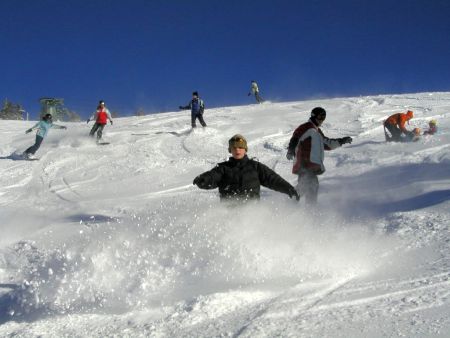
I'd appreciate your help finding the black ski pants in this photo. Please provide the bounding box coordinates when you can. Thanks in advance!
[89,123,106,139]
[255,92,264,104]
[384,123,402,142]
[191,113,207,128]
[25,135,44,155]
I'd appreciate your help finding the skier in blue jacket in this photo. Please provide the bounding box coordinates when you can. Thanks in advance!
[179,91,207,128]
[23,113,67,158]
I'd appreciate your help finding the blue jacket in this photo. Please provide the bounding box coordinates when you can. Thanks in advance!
[180,98,205,115]
[29,120,65,138]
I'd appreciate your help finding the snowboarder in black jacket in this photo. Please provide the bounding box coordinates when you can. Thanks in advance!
[179,91,207,128]
[193,134,299,201]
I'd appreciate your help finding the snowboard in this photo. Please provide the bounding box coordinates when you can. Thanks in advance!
[4,152,39,161]
[97,142,110,145]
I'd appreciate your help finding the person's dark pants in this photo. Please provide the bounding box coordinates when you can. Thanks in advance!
[255,92,264,103]
[384,123,401,142]
[191,113,207,128]
[297,170,319,205]
[89,123,106,139]
[24,135,44,155]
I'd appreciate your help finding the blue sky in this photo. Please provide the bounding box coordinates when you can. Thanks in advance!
[1,0,449,119]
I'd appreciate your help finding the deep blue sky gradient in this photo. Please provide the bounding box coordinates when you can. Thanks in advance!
[1,0,449,119]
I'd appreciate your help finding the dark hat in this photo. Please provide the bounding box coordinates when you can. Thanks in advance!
[311,107,326,119]
[192,91,199,97]
[99,100,105,105]
[43,113,52,120]
[228,134,248,152]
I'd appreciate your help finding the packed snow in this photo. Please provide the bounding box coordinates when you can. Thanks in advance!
[1,92,450,337]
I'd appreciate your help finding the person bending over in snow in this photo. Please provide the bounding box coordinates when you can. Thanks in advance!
[248,80,264,104]
[193,134,299,201]
[179,91,207,128]
[87,100,113,141]
[286,107,352,205]
[423,119,438,135]
[23,113,67,158]
[383,110,415,142]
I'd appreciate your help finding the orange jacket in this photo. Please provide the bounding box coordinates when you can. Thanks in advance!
[385,112,413,132]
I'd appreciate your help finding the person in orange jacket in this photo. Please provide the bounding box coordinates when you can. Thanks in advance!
[383,110,414,142]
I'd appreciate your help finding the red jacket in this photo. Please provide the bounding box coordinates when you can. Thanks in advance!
[288,119,341,175]
[91,107,112,125]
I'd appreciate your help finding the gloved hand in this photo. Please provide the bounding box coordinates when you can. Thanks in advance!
[179,106,184,110]
[86,119,90,124]
[110,120,113,125]
[25,128,32,134]
[286,149,295,160]
[339,136,353,145]
[62,126,67,130]
[247,93,251,96]
[193,176,205,187]
[288,187,300,201]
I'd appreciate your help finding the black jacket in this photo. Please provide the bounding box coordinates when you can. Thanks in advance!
[194,155,295,200]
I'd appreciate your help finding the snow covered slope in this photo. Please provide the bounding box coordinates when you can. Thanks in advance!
[1,92,450,337]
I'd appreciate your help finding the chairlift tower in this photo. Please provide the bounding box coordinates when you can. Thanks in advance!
[39,98,64,120]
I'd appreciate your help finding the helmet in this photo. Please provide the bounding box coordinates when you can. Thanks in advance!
[311,107,326,120]
[99,100,105,105]
[429,119,437,126]
[192,91,199,97]
[406,110,414,118]
[43,113,52,121]
[413,127,421,136]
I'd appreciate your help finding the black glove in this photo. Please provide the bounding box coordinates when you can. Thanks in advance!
[179,106,184,110]
[339,136,353,145]
[193,176,205,187]
[286,149,295,160]
[62,126,67,130]
[110,120,113,125]
[86,119,90,124]
[25,128,32,134]
[247,93,251,96]
[288,187,300,201]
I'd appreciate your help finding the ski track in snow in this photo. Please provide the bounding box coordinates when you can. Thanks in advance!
[1,92,450,337]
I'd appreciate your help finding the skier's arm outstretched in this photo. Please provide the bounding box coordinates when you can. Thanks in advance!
[25,122,40,134]
[106,109,113,125]
[193,165,224,190]
[87,111,97,123]
[256,162,299,199]
[179,101,192,110]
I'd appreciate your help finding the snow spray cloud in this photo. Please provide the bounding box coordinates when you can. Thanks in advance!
[0,196,397,318]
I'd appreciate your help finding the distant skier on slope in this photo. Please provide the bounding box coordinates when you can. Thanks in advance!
[87,100,113,142]
[193,134,299,201]
[179,91,207,128]
[248,80,264,104]
[423,119,438,135]
[286,107,352,205]
[383,110,415,142]
[23,113,67,159]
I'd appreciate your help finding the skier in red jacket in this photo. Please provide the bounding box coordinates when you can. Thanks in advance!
[286,107,352,205]
[87,100,113,141]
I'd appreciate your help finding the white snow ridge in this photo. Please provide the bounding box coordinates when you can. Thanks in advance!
[1,92,450,337]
